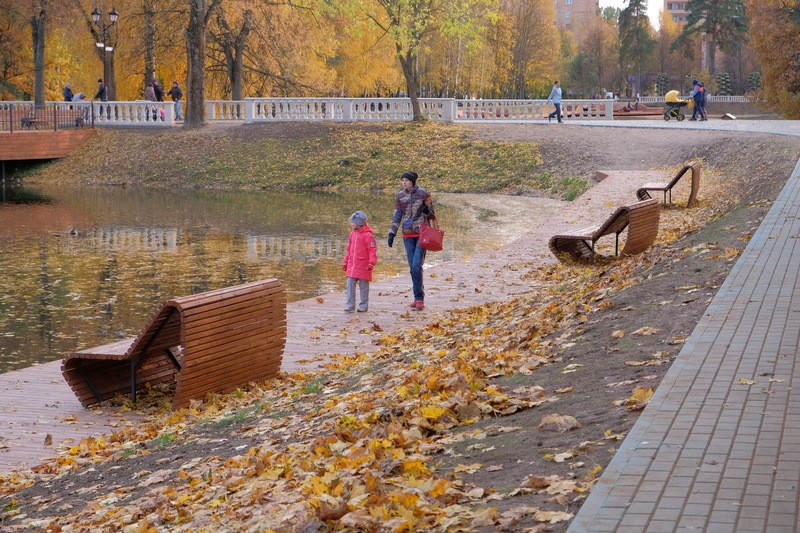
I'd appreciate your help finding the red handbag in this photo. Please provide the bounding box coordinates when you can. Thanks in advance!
[419,219,444,252]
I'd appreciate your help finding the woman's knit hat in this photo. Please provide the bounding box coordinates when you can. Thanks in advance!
[350,211,367,227]
[401,171,418,185]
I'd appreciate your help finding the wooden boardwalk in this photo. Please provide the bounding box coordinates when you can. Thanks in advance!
[0,169,656,472]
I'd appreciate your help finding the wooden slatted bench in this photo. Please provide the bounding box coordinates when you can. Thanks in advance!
[62,279,286,409]
[549,198,660,262]
[636,162,701,207]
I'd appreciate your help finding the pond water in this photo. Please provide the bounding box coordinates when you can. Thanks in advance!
[0,183,562,374]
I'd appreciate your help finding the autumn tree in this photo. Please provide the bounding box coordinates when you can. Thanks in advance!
[143,0,157,89]
[331,16,402,96]
[579,13,619,96]
[0,4,33,99]
[503,0,559,98]
[204,1,336,99]
[655,11,696,92]
[672,0,747,76]
[211,6,252,100]
[618,0,655,96]
[118,0,187,99]
[68,0,124,100]
[747,0,800,117]
[349,0,497,119]
[30,0,47,105]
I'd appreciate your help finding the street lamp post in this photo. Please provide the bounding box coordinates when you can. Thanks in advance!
[91,7,118,101]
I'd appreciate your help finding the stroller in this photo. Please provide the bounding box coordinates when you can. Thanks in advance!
[663,89,688,121]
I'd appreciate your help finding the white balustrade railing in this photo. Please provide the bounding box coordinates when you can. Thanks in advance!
[207,100,246,120]
[3,94,751,127]
[243,97,614,123]
[0,100,174,127]
[94,101,175,126]
[639,95,751,104]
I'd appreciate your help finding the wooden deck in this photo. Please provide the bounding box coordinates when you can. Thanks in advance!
[0,168,672,473]
[0,129,96,161]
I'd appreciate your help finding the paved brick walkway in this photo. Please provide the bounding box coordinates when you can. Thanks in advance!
[569,156,800,532]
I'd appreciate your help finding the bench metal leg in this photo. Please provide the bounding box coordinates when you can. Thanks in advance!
[129,308,176,404]
[76,359,104,404]
[130,359,139,403]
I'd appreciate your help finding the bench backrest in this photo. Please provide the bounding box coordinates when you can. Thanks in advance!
[621,199,660,255]
[667,162,701,207]
[593,205,630,240]
[169,279,286,407]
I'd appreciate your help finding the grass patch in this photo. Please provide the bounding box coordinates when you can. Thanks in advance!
[26,122,581,199]
[301,378,324,395]
[148,432,176,449]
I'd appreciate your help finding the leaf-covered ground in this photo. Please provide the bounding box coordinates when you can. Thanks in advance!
[2,125,799,532]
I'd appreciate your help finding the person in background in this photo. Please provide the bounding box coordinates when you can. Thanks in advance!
[343,211,377,313]
[153,80,164,102]
[546,80,563,123]
[94,79,108,118]
[167,80,183,120]
[144,82,157,121]
[63,83,74,102]
[689,80,707,121]
[387,171,435,310]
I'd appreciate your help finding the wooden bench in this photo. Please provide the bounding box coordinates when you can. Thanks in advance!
[62,279,286,409]
[549,198,660,262]
[636,162,701,207]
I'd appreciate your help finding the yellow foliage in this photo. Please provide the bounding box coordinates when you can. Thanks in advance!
[420,406,449,420]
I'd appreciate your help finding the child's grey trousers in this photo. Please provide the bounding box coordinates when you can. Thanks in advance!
[345,277,369,311]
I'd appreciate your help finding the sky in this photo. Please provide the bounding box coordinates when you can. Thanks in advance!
[599,0,663,29]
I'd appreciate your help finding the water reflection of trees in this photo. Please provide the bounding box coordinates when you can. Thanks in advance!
[0,184,481,373]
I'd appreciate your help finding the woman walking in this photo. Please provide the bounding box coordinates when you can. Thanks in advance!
[546,80,563,123]
[387,171,435,310]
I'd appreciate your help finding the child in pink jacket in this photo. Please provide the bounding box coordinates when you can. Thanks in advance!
[343,211,377,312]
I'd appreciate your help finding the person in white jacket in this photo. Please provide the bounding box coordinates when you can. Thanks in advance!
[546,80,563,123]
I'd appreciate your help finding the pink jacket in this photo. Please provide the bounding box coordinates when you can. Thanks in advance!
[343,222,377,281]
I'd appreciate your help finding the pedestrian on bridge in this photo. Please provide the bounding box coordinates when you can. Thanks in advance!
[94,79,108,119]
[144,83,157,121]
[167,81,183,120]
[63,83,74,102]
[546,80,563,123]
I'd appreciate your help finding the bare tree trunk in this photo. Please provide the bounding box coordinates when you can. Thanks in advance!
[398,53,422,121]
[144,0,157,88]
[708,36,717,76]
[31,0,46,106]
[214,8,252,101]
[186,0,220,127]
[232,42,244,100]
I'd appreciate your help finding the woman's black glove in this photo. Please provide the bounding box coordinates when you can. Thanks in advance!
[387,232,395,248]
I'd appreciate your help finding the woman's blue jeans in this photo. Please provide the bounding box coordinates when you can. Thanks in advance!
[403,236,426,301]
